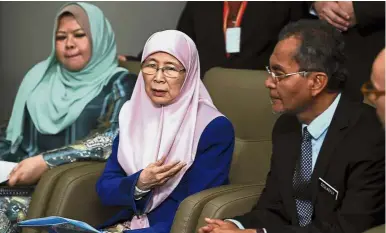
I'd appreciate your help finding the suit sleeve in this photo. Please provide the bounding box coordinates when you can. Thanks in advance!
[96,136,152,216]
[129,117,235,233]
[176,2,196,42]
[353,2,385,35]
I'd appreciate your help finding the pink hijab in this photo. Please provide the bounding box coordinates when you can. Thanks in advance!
[117,30,223,229]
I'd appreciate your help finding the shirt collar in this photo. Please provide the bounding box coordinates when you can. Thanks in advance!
[302,93,341,140]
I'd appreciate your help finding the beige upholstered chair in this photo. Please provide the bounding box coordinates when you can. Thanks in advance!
[24,66,278,233]
[171,67,278,233]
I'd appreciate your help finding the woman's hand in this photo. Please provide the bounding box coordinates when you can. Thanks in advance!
[137,155,186,190]
[8,155,49,186]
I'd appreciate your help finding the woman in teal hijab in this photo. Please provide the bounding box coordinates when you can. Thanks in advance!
[0,3,137,232]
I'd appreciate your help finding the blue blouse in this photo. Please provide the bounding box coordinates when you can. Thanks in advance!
[96,116,235,233]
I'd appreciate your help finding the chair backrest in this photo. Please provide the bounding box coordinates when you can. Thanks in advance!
[119,60,141,75]
[203,68,278,185]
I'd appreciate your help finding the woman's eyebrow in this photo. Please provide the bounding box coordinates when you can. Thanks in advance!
[145,58,158,63]
[165,61,180,67]
[56,28,84,34]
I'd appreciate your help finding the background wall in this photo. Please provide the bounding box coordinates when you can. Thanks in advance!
[0,1,186,122]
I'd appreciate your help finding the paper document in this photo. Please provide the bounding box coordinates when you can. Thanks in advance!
[19,216,102,233]
[0,161,17,184]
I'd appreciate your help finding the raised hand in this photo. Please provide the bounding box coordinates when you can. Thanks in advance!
[137,155,186,190]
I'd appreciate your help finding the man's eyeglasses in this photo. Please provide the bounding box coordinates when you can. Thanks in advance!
[361,80,385,100]
[265,66,309,83]
[141,63,185,79]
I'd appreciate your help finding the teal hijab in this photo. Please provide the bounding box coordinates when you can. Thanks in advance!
[6,2,127,152]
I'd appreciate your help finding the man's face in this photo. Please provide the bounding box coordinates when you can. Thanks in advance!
[370,50,385,127]
[265,37,313,115]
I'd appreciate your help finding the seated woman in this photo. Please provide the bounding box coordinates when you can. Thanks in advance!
[0,2,136,233]
[96,30,235,233]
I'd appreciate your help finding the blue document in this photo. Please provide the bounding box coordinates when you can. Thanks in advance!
[18,216,103,233]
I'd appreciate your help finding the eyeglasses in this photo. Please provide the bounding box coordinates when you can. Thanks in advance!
[141,63,185,79]
[265,66,309,83]
[361,80,385,101]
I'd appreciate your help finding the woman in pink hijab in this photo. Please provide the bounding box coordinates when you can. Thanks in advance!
[96,30,234,233]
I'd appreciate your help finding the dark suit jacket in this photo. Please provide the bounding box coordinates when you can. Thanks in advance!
[307,1,385,102]
[234,95,385,233]
[177,1,308,77]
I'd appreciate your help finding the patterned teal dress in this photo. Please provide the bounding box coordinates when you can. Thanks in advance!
[0,71,137,233]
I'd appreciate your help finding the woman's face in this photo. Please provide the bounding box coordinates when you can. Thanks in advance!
[55,14,91,71]
[142,52,186,106]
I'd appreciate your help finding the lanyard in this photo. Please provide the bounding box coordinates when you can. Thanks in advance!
[223,1,247,57]
[223,1,247,34]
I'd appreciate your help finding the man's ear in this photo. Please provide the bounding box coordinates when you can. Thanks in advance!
[309,72,328,96]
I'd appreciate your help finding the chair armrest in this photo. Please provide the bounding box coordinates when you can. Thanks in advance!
[363,225,385,233]
[196,184,265,231]
[44,162,122,227]
[23,162,97,233]
[27,162,96,218]
[170,184,260,233]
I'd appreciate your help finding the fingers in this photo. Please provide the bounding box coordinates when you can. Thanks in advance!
[141,159,187,189]
[8,170,21,187]
[330,3,350,21]
[154,155,167,166]
[326,7,349,30]
[156,160,181,173]
[198,225,214,233]
[149,162,186,187]
[320,12,347,31]
[205,218,226,226]
[157,162,186,180]
[318,2,349,31]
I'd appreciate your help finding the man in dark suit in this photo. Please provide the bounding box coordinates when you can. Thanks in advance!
[177,1,307,77]
[362,48,385,128]
[199,19,385,233]
[360,48,385,233]
[310,1,385,102]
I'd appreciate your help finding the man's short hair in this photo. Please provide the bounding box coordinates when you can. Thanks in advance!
[278,19,347,91]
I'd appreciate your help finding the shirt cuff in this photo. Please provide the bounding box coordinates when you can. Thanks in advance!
[224,219,245,229]
[134,186,151,200]
[309,3,317,16]
[224,219,266,233]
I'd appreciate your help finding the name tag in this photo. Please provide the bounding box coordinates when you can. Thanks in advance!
[319,177,338,200]
[226,27,241,53]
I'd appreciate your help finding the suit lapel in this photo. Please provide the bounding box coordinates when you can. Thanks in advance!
[310,96,357,205]
[277,119,302,224]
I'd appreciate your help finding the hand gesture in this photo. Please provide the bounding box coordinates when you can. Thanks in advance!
[137,155,186,190]
[313,1,350,31]
[8,155,49,186]
[198,218,257,233]
[337,1,357,28]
